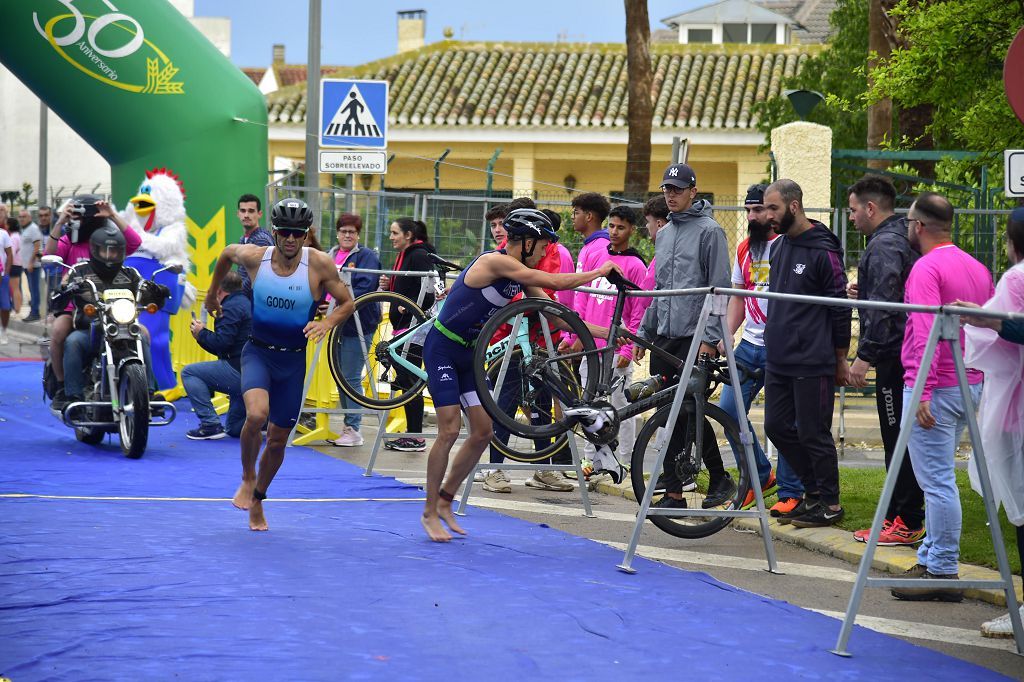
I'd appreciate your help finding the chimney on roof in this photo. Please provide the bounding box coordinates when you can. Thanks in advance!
[397,9,426,53]
[272,43,285,64]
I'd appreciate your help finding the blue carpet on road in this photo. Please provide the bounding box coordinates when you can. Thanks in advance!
[0,360,1009,681]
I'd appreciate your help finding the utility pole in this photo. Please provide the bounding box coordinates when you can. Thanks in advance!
[305,0,322,221]
[38,102,48,208]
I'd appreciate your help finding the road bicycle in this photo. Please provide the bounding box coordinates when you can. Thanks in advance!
[471,271,752,539]
[326,256,574,463]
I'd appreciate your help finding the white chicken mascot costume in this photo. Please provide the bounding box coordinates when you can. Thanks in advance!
[123,168,193,390]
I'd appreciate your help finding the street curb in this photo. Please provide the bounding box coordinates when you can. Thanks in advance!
[593,479,1022,607]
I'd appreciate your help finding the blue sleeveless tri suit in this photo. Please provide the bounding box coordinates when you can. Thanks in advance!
[241,247,318,427]
[425,250,522,408]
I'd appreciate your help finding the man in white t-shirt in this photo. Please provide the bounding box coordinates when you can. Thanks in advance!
[18,209,43,321]
[0,224,12,344]
[716,184,804,513]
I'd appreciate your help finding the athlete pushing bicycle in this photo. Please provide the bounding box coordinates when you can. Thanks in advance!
[420,208,621,542]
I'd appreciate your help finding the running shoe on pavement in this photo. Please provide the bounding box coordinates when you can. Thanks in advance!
[981,605,1024,638]
[186,423,227,440]
[876,516,925,546]
[653,495,687,509]
[525,470,575,492]
[741,471,778,509]
[653,473,696,494]
[775,497,816,524]
[853,518,893,543]
[483,469,512,493]
[329,426,364,447]
[770,496,802,518]
[386,437,426,452]
[790,505,845,528]
[474,468,494,483]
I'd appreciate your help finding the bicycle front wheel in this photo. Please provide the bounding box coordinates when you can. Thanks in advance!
[630,401,750,540]
[473,297,600,440]
[328,291,429,410]
[485,346,569,463]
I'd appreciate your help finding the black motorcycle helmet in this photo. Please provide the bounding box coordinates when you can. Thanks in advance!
[89,224,127,281]
[270,198,314,229]
[66,194,106,244]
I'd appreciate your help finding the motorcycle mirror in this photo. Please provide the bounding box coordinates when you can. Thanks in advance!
[42,255,70,269]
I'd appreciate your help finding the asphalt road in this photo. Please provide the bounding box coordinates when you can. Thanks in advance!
[316,431,1023,679]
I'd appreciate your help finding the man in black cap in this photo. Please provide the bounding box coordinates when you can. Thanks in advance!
[634,162,735,509]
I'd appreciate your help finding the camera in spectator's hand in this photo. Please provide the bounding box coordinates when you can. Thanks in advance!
[71,200,100,221]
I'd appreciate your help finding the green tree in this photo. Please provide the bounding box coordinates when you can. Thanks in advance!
[869,0,1024,156]
[754,0,869,151]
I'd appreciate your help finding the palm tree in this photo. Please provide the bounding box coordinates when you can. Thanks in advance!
[624,0,653,201]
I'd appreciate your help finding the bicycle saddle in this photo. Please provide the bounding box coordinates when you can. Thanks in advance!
[428,253,463,272]
[607,269,641,291]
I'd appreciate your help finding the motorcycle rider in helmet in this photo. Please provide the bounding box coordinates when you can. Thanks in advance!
[44,195,143,403]
[50,223,168,412]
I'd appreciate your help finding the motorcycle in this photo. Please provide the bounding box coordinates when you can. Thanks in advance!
[42,255,178,458]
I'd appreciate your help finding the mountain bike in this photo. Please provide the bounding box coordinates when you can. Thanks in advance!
[470,271,752,539]
[326,256,573,463]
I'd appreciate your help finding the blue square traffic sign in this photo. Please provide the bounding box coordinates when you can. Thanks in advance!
[319,79,389,149]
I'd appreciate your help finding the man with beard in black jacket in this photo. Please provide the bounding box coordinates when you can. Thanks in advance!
[762,179,852,528]
[846,175,925,546]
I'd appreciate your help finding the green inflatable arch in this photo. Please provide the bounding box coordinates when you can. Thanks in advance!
[0,0,268,281]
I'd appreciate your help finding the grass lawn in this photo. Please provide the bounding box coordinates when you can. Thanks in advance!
[836,467,1020,574]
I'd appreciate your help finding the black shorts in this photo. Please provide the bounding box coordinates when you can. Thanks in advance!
[9,265,22,278]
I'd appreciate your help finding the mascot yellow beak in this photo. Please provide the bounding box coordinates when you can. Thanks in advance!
[130,193,156,216]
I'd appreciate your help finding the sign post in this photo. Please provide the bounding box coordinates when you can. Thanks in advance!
[1006,150,1024,198]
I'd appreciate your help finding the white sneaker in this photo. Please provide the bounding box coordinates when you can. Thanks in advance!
[0,329,7,345]
[981,605,1024,638]
[329,426,363,447]
[474,468,494,483]
[483,469,511,494]
[525,470,575,492]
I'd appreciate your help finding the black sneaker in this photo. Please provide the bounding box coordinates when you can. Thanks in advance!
[777,498,819,525]
[653,495,687,509]
[701,473,737,509]
[187,423,227,440]
[386,437,426,452]
[790,505,845,528]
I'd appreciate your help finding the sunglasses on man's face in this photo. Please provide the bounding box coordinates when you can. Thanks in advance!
[276,228,308,240]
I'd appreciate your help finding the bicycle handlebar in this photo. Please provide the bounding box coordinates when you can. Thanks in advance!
[607,269,640,291]
[428,253,464,273]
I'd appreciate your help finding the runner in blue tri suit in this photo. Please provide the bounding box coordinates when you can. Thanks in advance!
[205,198,355,531]
[421,208,621,542]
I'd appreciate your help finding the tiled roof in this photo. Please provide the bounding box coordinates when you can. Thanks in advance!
[267,42,811,131]
[241,67,265,86]
[760,0,836,44]
[271,64,341,88]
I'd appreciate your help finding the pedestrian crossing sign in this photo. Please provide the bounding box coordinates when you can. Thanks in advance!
[319,79,389,149]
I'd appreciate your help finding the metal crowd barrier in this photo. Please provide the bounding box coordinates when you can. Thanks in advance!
[592,282,1023,657]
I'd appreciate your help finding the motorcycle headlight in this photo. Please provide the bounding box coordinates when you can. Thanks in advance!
[110,298,137,324]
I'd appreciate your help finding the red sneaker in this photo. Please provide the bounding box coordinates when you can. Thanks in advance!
[853,518,893,543]
[877,516,926,546]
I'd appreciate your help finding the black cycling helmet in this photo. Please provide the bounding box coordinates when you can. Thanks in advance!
[503,208,558,243]
[88,223,127,280]
[270,197,314,229]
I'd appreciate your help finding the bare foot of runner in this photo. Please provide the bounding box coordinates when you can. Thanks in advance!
[232,479,256,510]
[437,501,467,536]
[421,514,451,542]
[249,500,268,531]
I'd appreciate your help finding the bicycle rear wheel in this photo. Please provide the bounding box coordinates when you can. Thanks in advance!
[327,291,428,410]
[473,297,600,440]
[485,346,569,463]
[630,401,750,539]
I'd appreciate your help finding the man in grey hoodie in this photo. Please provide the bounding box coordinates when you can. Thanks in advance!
[634,163,735,509]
